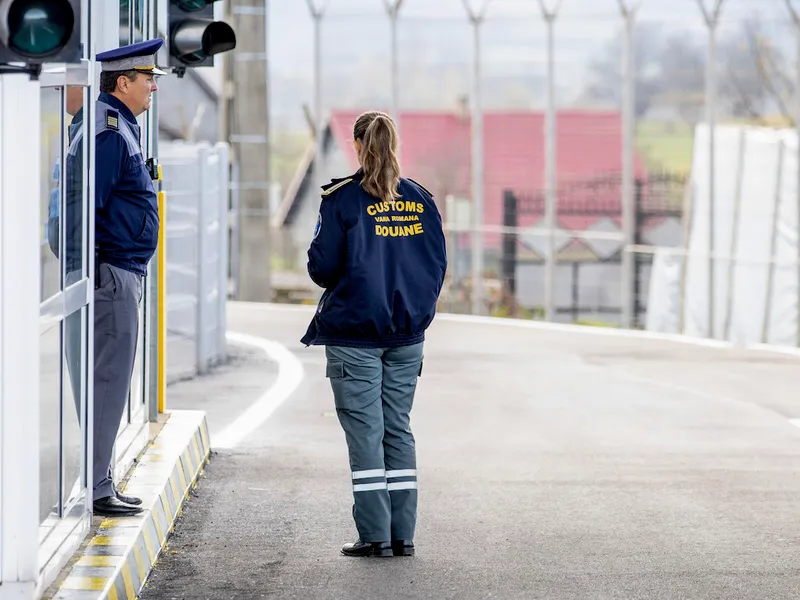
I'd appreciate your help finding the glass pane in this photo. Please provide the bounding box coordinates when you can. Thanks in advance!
[63,307,85,507]
[119,0,131,46]
[133,0,145,43]
[65,86,86,280]
[40,87,62,301]
[40,324,62,524]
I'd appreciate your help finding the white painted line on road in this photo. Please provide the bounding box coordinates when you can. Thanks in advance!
[213,331,305,449]
[437,313,734,348]
[436,313,800,359]
[789,419,800,429]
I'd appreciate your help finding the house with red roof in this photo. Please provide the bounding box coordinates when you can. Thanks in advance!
[275,108,682,321]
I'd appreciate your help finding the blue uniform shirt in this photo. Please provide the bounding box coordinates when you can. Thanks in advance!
[301,170,448,348]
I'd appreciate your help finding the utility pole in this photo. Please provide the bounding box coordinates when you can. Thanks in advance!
[697,0,725,339]
[617,0,641,329]
[463,0,491,316]
[537,0,563,322]
[229,0,271,301]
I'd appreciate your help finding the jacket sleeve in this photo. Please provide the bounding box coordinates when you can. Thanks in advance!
[95,131,127,211]
[307,196,346,289]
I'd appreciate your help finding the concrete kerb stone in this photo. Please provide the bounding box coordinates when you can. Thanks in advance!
[45,410,211,600]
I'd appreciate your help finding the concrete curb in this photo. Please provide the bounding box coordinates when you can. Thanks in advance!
[47,410,211,600]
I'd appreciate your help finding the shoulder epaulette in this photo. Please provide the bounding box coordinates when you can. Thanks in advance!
[321,177,353,196]
[106,109,119,131]
[406,177,434,198]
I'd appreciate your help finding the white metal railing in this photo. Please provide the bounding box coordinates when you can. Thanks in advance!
[160,142,229,383]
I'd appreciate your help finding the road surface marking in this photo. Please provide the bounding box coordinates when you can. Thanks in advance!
[213,331,304,449]
[790,419,800,429]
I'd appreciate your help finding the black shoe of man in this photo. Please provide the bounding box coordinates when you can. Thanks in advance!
[115,490,142,506]
[341,540,392,558]
[392,540,415,556]
[93,496,143,517]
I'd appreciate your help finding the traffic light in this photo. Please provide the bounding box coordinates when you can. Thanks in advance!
[168,0,235,72]
[0,0,81,66]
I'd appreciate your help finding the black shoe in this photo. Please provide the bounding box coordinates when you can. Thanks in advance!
[341,540,392,558]
[392,540,415,557]
[115,491,142,506]
[93,496,143,517]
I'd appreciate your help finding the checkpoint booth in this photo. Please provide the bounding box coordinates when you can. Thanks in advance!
[0,1,160,597]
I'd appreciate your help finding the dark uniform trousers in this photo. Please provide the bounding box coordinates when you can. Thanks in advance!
[64,264,141,500]
[94,264,143,499]
[326,343,424,542]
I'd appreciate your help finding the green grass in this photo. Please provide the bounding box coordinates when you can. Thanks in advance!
[635,121,695,176]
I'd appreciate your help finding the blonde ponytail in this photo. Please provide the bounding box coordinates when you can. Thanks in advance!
[353,111,401,204]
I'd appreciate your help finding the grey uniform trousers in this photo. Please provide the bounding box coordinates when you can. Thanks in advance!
[66,263,142,501]
[326,343,424,542]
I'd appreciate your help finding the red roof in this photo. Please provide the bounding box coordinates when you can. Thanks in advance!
[329,110,648,241]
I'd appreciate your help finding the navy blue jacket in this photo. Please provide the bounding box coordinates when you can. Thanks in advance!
[64,93,159,276]
[301,170,448,348]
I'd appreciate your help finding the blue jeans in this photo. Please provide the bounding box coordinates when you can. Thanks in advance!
[326,343,423,542]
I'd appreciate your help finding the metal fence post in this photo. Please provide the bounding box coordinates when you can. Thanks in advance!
[698,0,725,339]
[217,143,230,360]
[617,0,640,329]
[537,0,564,322]
[722,130,746,341]
[762,141,785,344]
[196,144,210,375]
[462,0,490,316]
[786,0,800,347]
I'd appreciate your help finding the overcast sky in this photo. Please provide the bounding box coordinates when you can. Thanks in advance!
[265,0,798,129]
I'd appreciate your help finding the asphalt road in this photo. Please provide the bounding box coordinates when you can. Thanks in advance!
[140,302,800,599]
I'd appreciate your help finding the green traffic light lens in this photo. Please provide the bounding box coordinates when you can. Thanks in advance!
[8,0,74,58]
[177,0,208,11]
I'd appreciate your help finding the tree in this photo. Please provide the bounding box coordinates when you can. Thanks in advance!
[582,18,794,124]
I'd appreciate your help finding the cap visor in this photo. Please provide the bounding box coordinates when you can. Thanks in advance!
[151,66,168,75]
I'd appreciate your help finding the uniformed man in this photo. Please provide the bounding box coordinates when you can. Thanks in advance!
[301,111,447,557]
[80,39,166,516]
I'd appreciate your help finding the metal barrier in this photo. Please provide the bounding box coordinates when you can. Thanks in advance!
[160,141,229,383]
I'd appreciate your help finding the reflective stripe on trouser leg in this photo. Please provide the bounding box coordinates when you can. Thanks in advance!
[381,343,423,540]
[326,346,391,542]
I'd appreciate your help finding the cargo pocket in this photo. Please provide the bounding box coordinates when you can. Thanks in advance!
[326,360,380,412]
[326,361,344,380]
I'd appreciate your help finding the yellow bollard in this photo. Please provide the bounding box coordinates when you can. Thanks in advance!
[157,190,167,413]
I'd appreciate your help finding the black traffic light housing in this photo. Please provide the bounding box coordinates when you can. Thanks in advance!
[0,0,81,78]
[168,0,235,76]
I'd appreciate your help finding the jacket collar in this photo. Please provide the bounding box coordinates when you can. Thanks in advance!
[98,92,138,127]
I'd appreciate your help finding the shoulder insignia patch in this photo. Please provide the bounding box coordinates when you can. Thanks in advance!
[106,110,119,130]
[406,177,434,198]
[321,177,353,196]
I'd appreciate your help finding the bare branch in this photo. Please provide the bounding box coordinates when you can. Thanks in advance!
[784,0,800,28]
